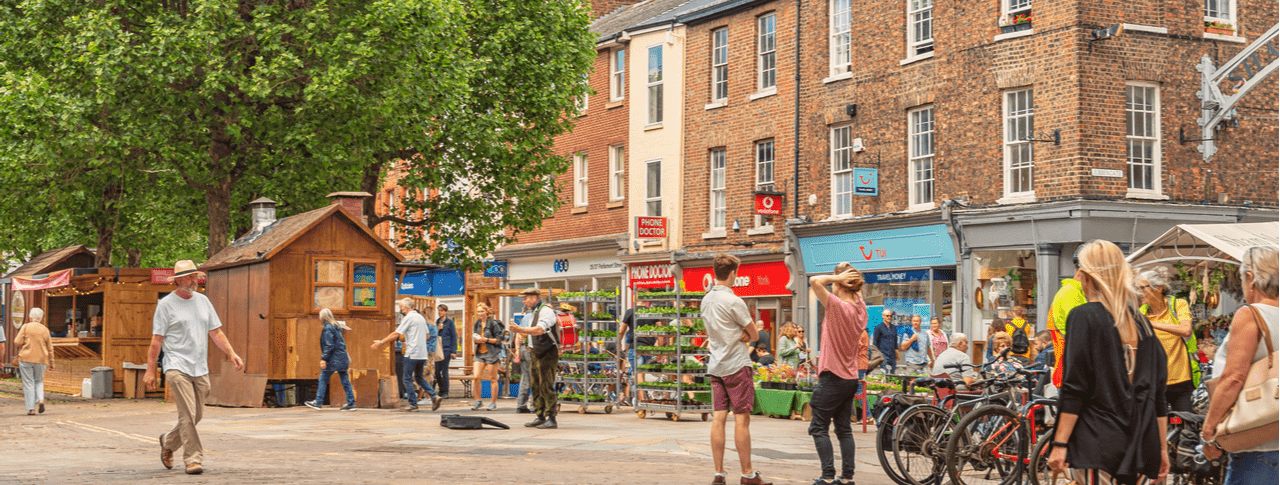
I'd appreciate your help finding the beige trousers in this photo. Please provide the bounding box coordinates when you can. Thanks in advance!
[163,370,210,466]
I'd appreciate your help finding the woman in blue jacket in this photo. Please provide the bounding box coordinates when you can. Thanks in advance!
[306,309,356,411]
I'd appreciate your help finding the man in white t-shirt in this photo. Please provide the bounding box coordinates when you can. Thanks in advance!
[144,261,244,476]
[931,333,978,389]
[373,298,441,412]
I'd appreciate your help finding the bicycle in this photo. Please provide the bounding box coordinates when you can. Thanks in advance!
[891,361,1009,485]
[943,366,1052,485]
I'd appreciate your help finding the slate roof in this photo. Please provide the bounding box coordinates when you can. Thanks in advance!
[2,245,95,279]
[201,204,404,271]
[590,0,741,41]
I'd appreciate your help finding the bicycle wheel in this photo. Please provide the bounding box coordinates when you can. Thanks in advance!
[876,407,911,485]
[1028,430,1070,485]
[893,404,952,485]
[945,405,1028,485]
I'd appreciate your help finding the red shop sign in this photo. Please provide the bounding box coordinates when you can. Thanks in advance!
[754,193,783,216]
[629,262,675,289]
[636,216,667,238]
[681,261,791,297]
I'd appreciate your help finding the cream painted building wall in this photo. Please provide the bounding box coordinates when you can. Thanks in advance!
[627,26,686,257]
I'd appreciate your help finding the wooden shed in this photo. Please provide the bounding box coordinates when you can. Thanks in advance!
[201,195,405,407]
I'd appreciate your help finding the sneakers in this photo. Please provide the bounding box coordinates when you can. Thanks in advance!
[536,416,558,429]
[339,403,356,411]
[524,416,546,427]
[470,401,484,411]
[486,403,498,411]
[740,472,772,485]
[159,434,173,469]
[185,463,203,475]
[431,396,442,411]
[304,400,322,410]
[403,405,420,412]
[516,406,533,414]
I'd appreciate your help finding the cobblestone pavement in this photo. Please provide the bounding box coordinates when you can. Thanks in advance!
[0,383,895,484]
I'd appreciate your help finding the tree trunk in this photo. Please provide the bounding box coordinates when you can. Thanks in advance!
[93,183,121,267]
[205,180,234,259]
[94,224,114,268]
[360,160,384,229]
[125,248,142,268]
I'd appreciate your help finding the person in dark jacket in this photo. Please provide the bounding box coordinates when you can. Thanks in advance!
[434,304,457,398]
[306,309,356,411]
[871,310,898,374]
[1048,240,1169,484]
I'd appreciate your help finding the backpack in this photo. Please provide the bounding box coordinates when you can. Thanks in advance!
[1010,320,1030,356]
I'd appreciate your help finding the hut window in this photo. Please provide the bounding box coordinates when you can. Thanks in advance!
[351,261,378,309]
[314,259,347,310]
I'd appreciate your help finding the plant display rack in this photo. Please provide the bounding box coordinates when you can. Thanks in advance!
[632,290,714,422]
[555,289,622,415]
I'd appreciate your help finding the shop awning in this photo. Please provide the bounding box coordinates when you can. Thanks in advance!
[12,269,72,291]
[1126,222,1278,269]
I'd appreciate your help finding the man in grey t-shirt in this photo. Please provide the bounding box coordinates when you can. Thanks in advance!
[144,260,244,475]
[373,298,440,412]
[931,333,977,389]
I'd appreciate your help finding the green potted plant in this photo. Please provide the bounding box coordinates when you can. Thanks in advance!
[1204,21,1234,36]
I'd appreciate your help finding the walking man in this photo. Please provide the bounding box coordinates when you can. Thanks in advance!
[507,288,560,429]
[372,298,441,411]
[144,260,244,475]
[434,304,457,398]
[872,309,898,375]
[807,262,868,485]
[703,253,771,485]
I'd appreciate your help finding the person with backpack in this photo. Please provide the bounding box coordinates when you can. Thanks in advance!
[1137,268,1198,412]
[507,288,561,429]
[1004,306,1034,360]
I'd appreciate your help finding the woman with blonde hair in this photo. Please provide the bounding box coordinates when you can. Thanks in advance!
[1202,246,1279,483]
[777,322,802,367]
[1048,240,1169,484]
[305,309,356,411]
[470,303,505,411]
[13,307,53,415]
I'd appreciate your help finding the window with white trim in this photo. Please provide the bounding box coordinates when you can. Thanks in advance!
[712,28,729,103]
[831,125,853,217]
[710,149,726,230]
[758,14,777,90]
[908,106,935,208]
[576,73,589,113]
[830,0,851,76]
[647,45,663,124]
[1003,88,1035,198]
[1204,0,1236,35]
[907,0,934,58]
[609,145,625,201]
[645,159,662,216]
[1126,84,1161,194]
[611,49,625,101]
[755,140,775,227]
[574,152,588,207]
[1004,0,1031,15]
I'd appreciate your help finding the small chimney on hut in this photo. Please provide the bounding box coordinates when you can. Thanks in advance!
[327,191,372,224]
[249,197,277,231]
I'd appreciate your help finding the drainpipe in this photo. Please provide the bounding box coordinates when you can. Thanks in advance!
[792,0,802,219]
[941,199,966,333]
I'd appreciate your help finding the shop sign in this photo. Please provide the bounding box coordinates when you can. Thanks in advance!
[482,261,508,278]
[629,263,675,289]
[636,216,667,238]
[507,252,624,280]
[13,269,73,291]
[854,168,879,196]
[798,224,956,274]
[149,268,207,285]
[754,192,783,216]
[680,261,791,297]
[865,269,931,284]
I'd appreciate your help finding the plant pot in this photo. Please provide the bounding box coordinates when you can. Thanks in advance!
[780,382,798,391]
[1204,27,1234,36]
[1000,22,1033,34]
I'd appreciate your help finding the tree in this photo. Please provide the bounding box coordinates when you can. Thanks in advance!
[0,0,594,268]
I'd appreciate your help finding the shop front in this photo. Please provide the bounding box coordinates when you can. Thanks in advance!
[677,259,793,352]
[398,267,468,363]
[494,234,628,322]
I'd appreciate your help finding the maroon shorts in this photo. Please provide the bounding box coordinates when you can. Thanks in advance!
[710,366,755,415]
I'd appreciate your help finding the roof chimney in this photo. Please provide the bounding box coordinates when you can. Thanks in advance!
[249,197,277,231]
[327,191,372,224]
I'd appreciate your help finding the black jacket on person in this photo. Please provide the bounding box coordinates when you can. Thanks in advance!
[1059,302,1168,479]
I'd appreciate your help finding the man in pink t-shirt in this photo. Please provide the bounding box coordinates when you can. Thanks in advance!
[807,262,868,485]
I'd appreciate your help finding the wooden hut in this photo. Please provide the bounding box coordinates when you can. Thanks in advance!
[201,194,404,407]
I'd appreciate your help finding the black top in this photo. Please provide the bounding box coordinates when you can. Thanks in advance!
[622,309,657,347]
[1059,302,1168,479]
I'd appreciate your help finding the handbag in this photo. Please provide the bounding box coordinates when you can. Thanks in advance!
[1212,304,1279,452]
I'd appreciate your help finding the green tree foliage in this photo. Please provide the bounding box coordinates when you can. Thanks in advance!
[0,0,593,271]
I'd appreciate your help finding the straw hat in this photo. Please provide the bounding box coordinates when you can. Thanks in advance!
[168,260,206,282]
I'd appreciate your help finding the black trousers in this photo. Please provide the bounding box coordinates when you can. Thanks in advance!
[808,371,860,480]
[434,355,452,397]
[1167,380,1194,413]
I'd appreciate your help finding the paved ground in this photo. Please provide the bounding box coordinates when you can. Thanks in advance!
[0,380,896,484]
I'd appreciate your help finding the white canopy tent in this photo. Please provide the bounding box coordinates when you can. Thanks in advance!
[1127,222,1279,269]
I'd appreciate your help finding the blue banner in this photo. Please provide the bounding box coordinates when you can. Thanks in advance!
[865,269,930,284]
[397,269,466,297]
[483,261,508,278]
[799,224,956,274]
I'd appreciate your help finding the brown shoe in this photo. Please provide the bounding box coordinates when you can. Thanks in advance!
[431,397,442,411]
[711,474,727,484]
[185,463,203,475]
[740,472,772,485]
[159,434,173,469]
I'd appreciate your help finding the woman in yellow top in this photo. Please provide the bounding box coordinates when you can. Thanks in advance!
[1004,306,1034,359]
[1136,267,1194,412]
[13,308,55,415]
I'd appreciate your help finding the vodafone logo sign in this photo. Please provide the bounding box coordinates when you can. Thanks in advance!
[683,261,791,297]
[702,273,714,291]
[754,193,783,216]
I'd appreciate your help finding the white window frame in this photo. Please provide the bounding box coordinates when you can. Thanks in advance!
[646,44,664,125]
[1203,0,1238,36]
[610,48,626,102]
[576,73,589,113]
[710,149,727,230]
[754,140,776,227]
[609,145,625,201]
[1003,0,1031,16]
[829,0,852,77]
[711,28,729,103]
[831,125,853,217]
[1125,83,1162,197]
[908,106,935,209]
[1002,88,1036,201]
[758,14,777,91]
[574,152,589,207]
[906,0,934,59]
[645,159,662,216]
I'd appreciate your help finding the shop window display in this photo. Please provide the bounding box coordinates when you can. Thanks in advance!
[970,250,1038,342]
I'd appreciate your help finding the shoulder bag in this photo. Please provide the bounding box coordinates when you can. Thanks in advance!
[1212,304,1279,452]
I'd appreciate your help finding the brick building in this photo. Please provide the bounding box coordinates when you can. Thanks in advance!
[784,0,1278,341]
